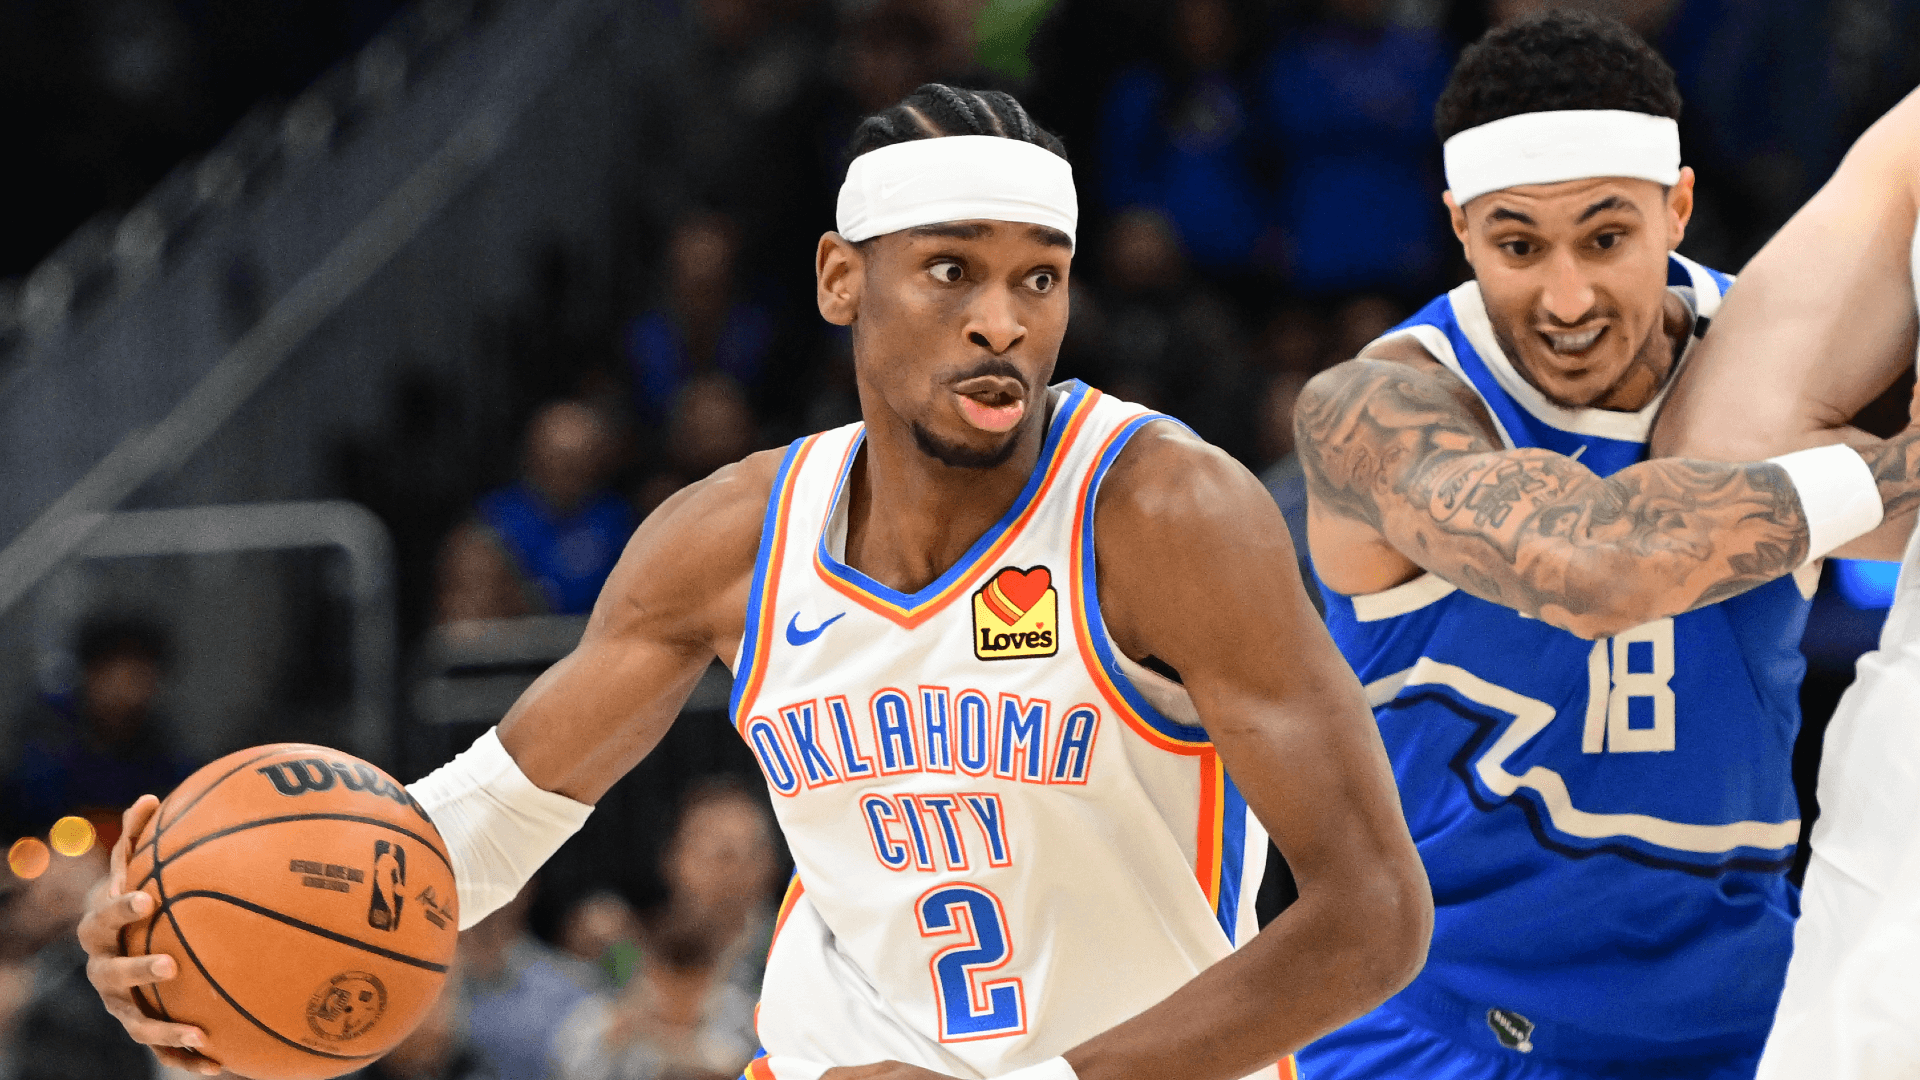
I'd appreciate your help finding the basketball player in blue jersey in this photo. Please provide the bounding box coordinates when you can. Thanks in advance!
[78,85,1432,1080]
[1293,12,1920,1080]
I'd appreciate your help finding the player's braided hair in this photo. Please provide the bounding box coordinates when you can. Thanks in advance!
[847,83,1068,163]
[1434,11,1682,143]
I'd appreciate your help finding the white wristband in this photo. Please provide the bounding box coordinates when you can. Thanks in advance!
[994,1058,1078,1080]
[406,727,593,929]
[1768,444,1884,564]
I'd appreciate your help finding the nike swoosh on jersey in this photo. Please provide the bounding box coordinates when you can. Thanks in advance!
[785,612,846,646]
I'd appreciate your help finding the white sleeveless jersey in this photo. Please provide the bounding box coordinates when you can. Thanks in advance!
[727,382,1283,1080]
[1757,215,1920,1077]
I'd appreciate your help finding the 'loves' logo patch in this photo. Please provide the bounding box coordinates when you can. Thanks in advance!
[973,565,1059,661]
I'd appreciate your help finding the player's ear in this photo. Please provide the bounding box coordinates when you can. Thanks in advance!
[1443,191,1470,250]
[817,232,864,327]
[1665,167,1696,250]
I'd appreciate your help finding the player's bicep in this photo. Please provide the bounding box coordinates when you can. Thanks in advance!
[1096,434,1420,896]
[497,457,771,802]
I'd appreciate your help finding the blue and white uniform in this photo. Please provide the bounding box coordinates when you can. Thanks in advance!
[1300,254,1817,1079]
[729,383,1284,1080]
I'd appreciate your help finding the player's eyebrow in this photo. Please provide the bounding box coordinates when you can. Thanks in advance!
[1578,195,1638,222]
[1486,207,1536,226]
[1025,224,1073,250]
[908,222,993,241]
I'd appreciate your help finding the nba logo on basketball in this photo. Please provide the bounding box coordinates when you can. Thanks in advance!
[973,566,1058,661]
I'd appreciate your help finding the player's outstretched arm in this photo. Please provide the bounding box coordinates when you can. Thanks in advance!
[74,450,778,1066]
[1058,423,1432,1080]
[1651,87,1920,560]
[1295,352,1895,639]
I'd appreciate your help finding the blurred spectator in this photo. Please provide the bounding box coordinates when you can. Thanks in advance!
[623,215,776,422]
[436,401,635,623]
[628,0,834,289]
[548,920,758,1080]
[1099,0,1269,272]
[1327,294,1405,364]
[547,781,774,1079]
[346,974,495,1080]
[462,881,600,1080]
[1259,0,1452,295]
[3,617,197,838]
[636,375,760,517]
[1093,209,1253,457]
[0,844,154,1080]
[654,779,782,997]
[561,891,644,982]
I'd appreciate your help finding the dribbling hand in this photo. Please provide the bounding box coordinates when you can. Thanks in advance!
[77,794,223,1076]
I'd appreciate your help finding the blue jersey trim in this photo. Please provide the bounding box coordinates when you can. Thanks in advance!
[1217,774,1248,943]
[814,380,1092,611]
[730,438,809,723]
[1075,412,1212,746]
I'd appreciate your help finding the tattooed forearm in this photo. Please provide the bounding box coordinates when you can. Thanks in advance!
[1859,430,1920,521]
[1296,359,1814,637]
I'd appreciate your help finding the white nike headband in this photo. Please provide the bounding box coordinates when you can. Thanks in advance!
[836,135,1078,249]
[1443,109,1681,206]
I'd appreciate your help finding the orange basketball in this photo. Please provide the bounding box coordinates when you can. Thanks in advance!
[121,744,459,1080]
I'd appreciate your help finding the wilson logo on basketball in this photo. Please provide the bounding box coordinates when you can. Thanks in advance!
[256,758,428,818]
[972,565,1058,661]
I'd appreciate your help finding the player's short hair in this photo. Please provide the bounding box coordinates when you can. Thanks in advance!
[1435,11,1682,143]
[76,614,171,671]
[847,83,1068,164]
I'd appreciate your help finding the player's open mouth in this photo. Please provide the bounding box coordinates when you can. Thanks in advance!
[1540,326,1606,355]
[951,375,1026,433]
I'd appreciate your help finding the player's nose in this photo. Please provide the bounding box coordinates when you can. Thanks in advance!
[1538,249,1598,327]
[964,284,1026,355]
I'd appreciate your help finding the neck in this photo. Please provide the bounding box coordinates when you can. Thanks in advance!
[1591,290,1691,411]
[843,388,1056,595]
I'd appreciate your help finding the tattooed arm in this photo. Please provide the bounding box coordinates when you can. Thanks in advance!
[1652,87,1920,560]
[1294,352,1919,640]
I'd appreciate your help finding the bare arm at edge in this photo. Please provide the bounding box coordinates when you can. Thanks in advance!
[1652,86,1920,561]
[1060,423,1431,1080]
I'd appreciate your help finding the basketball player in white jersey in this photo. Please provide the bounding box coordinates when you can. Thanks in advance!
[1651,86,1920,1078]
[76,84,1433,1080]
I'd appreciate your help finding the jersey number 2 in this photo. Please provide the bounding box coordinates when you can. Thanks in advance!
[916,883,1027,1041]
[1582,618,1677,753]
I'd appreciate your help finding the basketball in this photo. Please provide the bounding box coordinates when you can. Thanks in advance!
[119,744,459,1080]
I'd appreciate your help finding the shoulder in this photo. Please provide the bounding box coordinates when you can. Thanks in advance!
[1296,348,1482,440]
[1095,420,1279,548]
[591,447,786,643]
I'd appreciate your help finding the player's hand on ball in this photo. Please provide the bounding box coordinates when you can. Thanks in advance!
[820,1063,960,1080]
[77,795,223,1076]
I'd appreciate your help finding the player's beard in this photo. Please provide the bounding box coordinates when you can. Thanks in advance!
[911,419,1022,470]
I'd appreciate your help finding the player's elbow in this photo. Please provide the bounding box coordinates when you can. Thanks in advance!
[1312,857,1433,1009]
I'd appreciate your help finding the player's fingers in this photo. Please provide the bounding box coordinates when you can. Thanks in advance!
[110,1005,206,1052]
[78,888,155,953]
[87,950,177,993]
[113,795,161,884]
[151,1045,223,1076]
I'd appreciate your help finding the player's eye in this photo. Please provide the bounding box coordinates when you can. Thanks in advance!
[1500,240,1535,258]
[1025,270,1057,294]
[1594,231,1623,250]
[929,261,964,284]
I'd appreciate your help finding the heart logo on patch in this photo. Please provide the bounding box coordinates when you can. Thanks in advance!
[989,566,1051,616]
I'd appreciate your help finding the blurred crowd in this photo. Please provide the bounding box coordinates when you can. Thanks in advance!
[4,0,1920,1075]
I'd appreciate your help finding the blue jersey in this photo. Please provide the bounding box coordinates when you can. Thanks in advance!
[1317,255,1810,1066]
